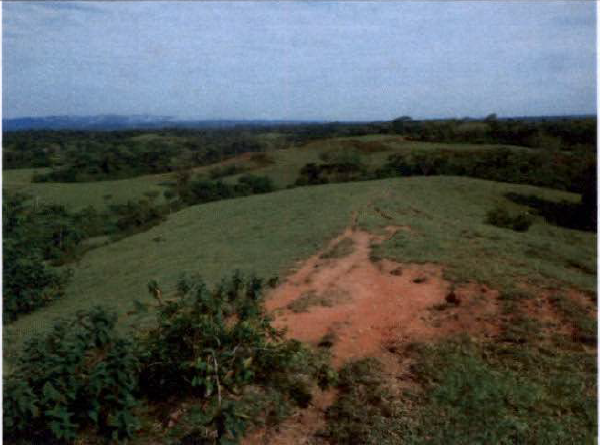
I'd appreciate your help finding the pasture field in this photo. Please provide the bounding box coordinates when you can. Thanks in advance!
[3,136,533,209]
[220,136,534,188]
[3,167,169,210]
[5,175,594,362]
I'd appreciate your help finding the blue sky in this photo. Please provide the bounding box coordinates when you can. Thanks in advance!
[2,1,596,120]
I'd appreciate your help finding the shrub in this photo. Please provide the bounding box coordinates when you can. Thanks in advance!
[209,164,245,180]
[2,193,73,322]
[249,153,275,166]
[504,192,595,232]
[2,242,70,323]
[136,272,335,443]
[3,307,140,443]
[235,174,275,195]
[485,206,533,232]
[113,199,166,233]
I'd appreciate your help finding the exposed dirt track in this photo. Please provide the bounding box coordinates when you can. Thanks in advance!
[243,223,500,444]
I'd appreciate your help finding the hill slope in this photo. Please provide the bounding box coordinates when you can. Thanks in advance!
[5,176,595,362]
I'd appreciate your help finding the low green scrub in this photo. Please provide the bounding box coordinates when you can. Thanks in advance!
[391,116,596,151]
[323,279,596,445]
[139,272,335,443]
[405,337,596,444]
[322,358,405,445]
[295,161,368,186]
[4,273,335,444]
[3,192,77,322]
[377,147,594,195]
[323,336,596,444]
[3,307,139,443]
[3,240,70,323]
[505,192,595,232]
[209,164,246,180]
[549,293,597,345]
[485,206,533,232]
[178,174,275,206]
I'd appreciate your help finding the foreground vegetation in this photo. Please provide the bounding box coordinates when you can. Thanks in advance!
[4,274,335,443]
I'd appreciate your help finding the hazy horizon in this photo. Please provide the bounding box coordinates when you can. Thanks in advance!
[3,1,597,121]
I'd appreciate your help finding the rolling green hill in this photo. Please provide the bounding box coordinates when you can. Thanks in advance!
[3,168,169,210]
[5,175,594,365]
[3,136,534,210]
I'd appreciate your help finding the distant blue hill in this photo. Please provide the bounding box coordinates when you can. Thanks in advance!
[3,114,594,132]
[2,115,326,131]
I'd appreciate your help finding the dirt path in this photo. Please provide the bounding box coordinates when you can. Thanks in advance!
[244,222,499,444]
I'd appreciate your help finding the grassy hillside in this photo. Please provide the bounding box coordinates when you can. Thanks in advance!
[3,136,533,209]
[3,168,168,210]
[5,175,594,364]
[224,136,533,187]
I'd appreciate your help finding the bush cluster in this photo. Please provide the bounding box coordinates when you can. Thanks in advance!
[504,192,596,232]
[178,174,275,206]
[12,130,271,182]
[485,206,533,232]
[138,272,333,442]
[4,273,334,444]
[295,161,367,186]
[392,116,596,151]
[209,164,246,180]
[3,307,139,443]
[3,170,278,323]
[3,193,78,322]
[377,148,593,194]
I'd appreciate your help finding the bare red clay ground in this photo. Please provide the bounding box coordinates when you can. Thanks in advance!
[243,225,500,444]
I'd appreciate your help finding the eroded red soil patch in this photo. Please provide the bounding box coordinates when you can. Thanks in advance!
[243,225,500,445]
[267,227,498,367]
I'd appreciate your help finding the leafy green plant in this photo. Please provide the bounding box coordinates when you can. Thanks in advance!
[3,306,140,443]
[136,271,335,443]
[2,242,70,323]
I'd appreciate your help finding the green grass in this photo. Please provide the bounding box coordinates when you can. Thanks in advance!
[3,168,168,211]
[324,331,596,444]
[362,177,595,293]
[5,176,594,366]
[402,337,596,444]
[322,358,406,444]
[319,237,355,259]
[225,137,533,188]
[3,182,373,364]
[3,135,534,210]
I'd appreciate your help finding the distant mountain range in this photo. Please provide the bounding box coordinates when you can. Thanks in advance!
[2,115,327,131]
[3,114,594,132]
